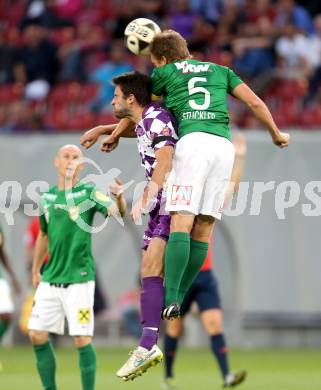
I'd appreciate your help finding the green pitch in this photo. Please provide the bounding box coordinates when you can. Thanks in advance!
[1,346,321,389]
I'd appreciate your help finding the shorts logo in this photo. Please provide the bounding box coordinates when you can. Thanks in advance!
[171,185,193,206]
[78,308,90,324]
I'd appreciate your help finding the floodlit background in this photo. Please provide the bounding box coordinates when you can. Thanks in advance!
[0,0,321,389]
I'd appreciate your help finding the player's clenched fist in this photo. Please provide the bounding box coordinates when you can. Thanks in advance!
[101,134,119,152]
[273,132,290,148]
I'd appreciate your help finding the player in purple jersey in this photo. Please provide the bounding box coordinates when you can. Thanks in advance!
[96,71,178,381]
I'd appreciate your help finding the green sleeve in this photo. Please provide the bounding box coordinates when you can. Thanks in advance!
[89,188,112,216]
[227,68,243,94]
[151,66,167,96]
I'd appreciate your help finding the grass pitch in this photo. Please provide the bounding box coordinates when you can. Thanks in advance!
[1,346,320,389]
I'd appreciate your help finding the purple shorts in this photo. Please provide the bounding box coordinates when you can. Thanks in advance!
[142,190,171,250]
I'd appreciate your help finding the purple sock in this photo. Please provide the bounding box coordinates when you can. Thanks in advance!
[139,276,164,350]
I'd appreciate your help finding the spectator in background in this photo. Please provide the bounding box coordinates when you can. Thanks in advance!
[189,0,224,24]
[13,23,59,100]
[304,15,321,105]
[168,0,201,41]
[20,0,74,30]
[1,101,33,132]
[53,0,83,24]
[275,0,314,35]
[1,101,52,133]
[0,29,16,84]
[89,41,133,113]
[112,2,143,39]
[59,21,106,81]
[232,18,276,79]
[275,23,310,79]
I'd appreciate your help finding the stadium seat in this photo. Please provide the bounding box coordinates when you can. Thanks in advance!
[0,84,23,104]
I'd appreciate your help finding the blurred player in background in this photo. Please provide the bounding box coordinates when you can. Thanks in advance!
[105,71,178,381]
[0,223,21,370]
[99,29,290,318]
[28,144,126,390]
[0,223,21,341]
[163,133,247,389]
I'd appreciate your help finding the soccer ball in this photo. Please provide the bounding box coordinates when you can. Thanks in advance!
[124,18,161,56]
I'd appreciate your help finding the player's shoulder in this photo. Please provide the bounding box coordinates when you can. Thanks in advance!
[143,102,171,120]
[143,103,174,129]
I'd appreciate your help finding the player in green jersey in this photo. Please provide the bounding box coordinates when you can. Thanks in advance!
[0,223,21,357]
[80,30,290,318]
[28,144,126,390]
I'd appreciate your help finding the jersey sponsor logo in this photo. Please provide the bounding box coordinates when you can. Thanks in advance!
[170,185,193,206]
[175,61,210,74]
[162,126,170,136]
[78,308,90,324]
[66,189,86,200]
[42,193,57,201]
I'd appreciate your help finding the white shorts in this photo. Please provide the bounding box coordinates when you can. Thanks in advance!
[0,278,14,314]
[28,281,95,336]
[166,132,235,219]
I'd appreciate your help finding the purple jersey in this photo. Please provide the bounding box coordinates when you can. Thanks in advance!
[135,103,178,181]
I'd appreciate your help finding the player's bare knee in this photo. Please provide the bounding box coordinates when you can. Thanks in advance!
[192,215,215,242]
[170,213,195,233]
[141,257,163,277]
[167,319,183,338]
[29,330,49,345]
[74,335,91,348]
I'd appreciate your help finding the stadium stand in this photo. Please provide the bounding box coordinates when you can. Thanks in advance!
[0,0,320,132]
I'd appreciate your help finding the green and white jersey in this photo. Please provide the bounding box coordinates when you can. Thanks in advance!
[151,59,243,140]
[39,182,112,284]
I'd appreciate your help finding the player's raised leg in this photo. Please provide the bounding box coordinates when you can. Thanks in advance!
[117,237,165,381]
[176,214,214,305]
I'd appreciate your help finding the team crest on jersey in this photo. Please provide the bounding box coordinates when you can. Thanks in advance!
[78,308,90,324]
[170,185,193,206]
[68,206,80,221]
[162,126,170,136]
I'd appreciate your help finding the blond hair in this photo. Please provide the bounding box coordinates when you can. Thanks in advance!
[150,30,191,63]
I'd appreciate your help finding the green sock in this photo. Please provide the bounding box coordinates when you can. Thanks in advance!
[177,239,209,304]
[0,319,9,342]
[164,232,191,306]
[33,341,57,390]
[78,343,96,390]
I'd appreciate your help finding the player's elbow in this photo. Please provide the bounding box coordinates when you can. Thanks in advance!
[247,97,262,110]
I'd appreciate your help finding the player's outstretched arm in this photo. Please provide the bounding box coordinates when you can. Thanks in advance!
[0,241,21,294]
[232,83,290,148]
[101,118,136,152]
[224,133,247,205]
[32,232,48,289]
[80,124,118,149]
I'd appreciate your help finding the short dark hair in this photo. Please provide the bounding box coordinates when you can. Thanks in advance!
[112,71,152,107]
[150,30,191,63]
